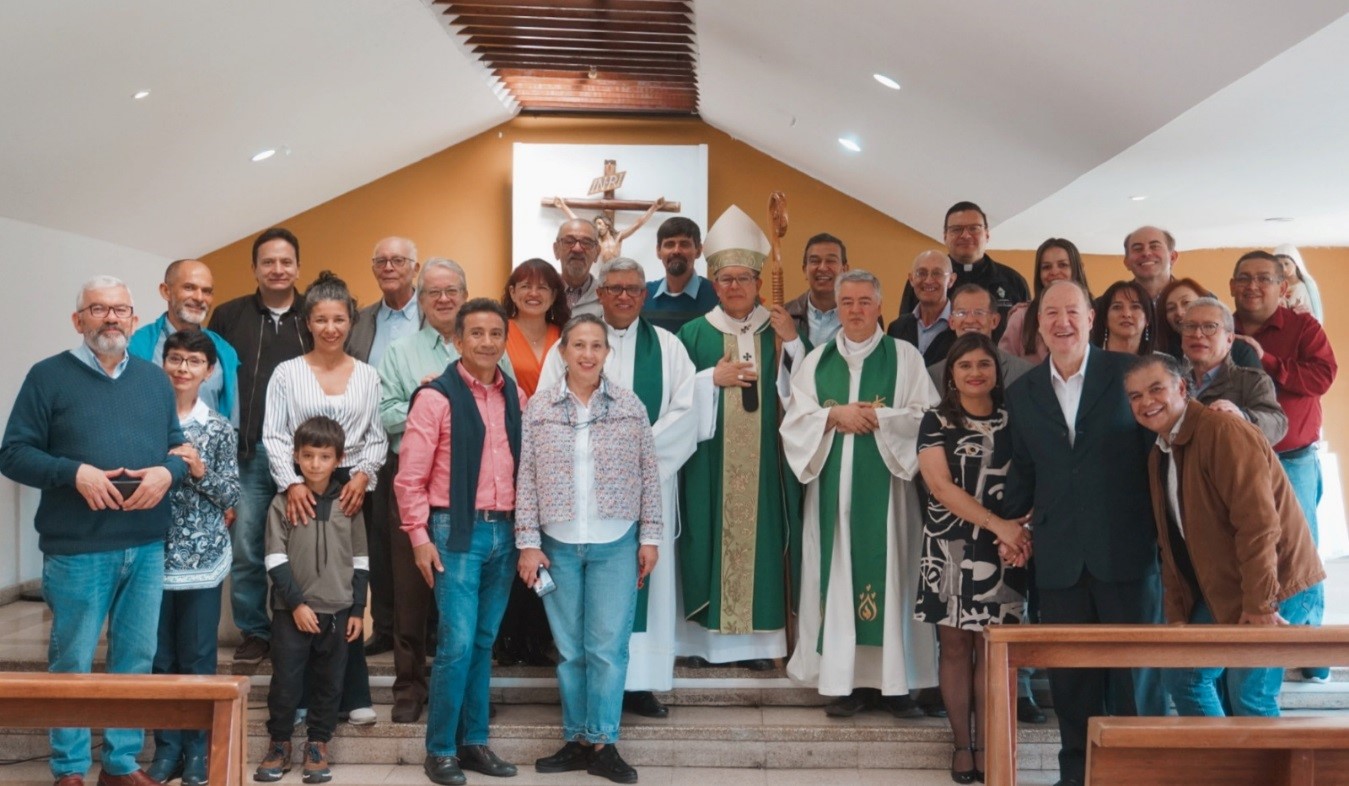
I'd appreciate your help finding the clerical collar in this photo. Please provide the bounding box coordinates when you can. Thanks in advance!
[839,327,883,355]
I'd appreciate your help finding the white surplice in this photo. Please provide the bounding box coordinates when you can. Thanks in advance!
[538,318,697,690]
[780,328,940,695]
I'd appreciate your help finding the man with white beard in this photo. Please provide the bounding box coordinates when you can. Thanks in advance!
[128,259,240,424]
[1,276,188,786]
[538,256,698,718]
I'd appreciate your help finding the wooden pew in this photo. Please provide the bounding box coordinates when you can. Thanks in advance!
[1087,716,1349,786]
[0,673,250,785]
[983,625,1349,786]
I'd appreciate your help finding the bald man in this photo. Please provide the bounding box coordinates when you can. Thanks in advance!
[887,250,957,365]
[128,258,240,424]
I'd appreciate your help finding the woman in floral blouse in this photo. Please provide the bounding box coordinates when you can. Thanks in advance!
[147,330,240,786]
[514,314,662,785]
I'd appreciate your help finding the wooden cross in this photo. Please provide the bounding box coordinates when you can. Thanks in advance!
[541,159,681,223]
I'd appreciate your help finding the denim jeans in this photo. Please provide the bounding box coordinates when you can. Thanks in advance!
[231,442,276,640]
[1166,584,1322,717]
[151,585,223,764]
[541,525,639,744]
[44,542,164,778]
[1280,450,1327,629]
[425,514,516,758]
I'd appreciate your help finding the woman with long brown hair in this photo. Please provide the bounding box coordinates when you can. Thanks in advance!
[998,238,1091,362]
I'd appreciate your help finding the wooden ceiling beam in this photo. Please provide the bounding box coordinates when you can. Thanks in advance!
[445,6,689,25]
[440,0,689,12]
[461,25,691,45]
[465,35,692,53]
[472,48,695,64]
[496,68,698,84]
[449,14,690,35]
[482,58,696,75]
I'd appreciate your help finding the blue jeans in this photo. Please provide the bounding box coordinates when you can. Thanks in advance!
[44,542,164,778]
[541,525,639,744]
[1166,584,1322,717]
[426,514,516,758]
[231,442,276,640]
[152,585,222,764]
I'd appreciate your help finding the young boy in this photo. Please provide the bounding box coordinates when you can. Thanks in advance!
[255,416,369,784]
[149,330,240,786]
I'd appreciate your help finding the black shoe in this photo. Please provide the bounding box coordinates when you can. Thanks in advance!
[146,758,182,784]
[682,656,712,669]
[587,745,637,784]
[878,694,925,719]
[739,658,775,671]
[233,636,269,665]
[535,742,592,773]
[623,690,669,718]
[823,690,873,718]
[917,687,947,718]
[493,635,524,667]
[423,755,466,786]
[391,697,423,724]
[1017,695,1047,724]
[458,746,517,778]
[363,633,394,656]
[522,636,556,667]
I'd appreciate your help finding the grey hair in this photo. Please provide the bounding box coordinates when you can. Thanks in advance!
[76,275,131,309]
[599,257,644,285]
[560,313,609,348]
[417,257,467,293]
[373,236,418,263]
[1123,352,1186,388]
[835,269,882,302]
[1184,296,1234,332]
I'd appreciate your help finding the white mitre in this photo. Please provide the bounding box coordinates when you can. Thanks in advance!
[704,205,769,277]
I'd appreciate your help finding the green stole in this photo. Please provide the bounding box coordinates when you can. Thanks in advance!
[629,318,663,633]
[813,338,896,649]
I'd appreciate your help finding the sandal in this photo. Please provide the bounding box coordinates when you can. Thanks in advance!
[972,746,985,783]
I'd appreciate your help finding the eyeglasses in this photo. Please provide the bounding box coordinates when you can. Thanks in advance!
[715,274,758,287]
[1179,321,1224,337]
[80,304,134,319]
[423,287,464,301]
[164,354,208,370]
[557,236,599,250]
[1232,274,1283,287]
[600,284,645,297]
[372,256,413,269]
[913,268,952,280]
[952,308,992,319]
[945,224,986,237]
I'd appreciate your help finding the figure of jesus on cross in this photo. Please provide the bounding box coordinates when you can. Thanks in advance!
[545,159,680,263]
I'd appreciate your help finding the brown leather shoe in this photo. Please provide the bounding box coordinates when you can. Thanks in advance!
[54,775,85,786]
[97,770,160,786]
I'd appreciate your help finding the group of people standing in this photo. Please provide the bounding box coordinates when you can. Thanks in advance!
[0,198,1335,786]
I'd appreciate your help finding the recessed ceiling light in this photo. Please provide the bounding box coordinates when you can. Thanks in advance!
[838,137,861,153]
[873,73,901,90]
[132,90,151,100]
[251,149,277,162]
[1130,195,1147,201]
[1265,216,1294,223]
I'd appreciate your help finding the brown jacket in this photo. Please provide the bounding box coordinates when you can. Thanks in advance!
[1147,400,1324,624]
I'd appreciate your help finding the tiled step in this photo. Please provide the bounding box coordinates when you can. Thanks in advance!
[0,703,1064,772]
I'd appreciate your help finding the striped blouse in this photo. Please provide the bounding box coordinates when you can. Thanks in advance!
[262,356,388,490]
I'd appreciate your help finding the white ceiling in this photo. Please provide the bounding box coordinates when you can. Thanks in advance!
[1,1,1347,258]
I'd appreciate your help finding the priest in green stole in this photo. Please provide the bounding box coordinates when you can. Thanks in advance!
[782,270,940,713]
[537,257,697,717]
[675,205,807,669]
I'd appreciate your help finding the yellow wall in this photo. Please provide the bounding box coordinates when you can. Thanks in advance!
[199,116,1349,497]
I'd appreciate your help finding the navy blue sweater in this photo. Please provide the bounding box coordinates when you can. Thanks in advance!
[0,352,187,555]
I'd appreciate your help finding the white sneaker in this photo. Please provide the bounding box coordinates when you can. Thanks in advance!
[345,706,377,726]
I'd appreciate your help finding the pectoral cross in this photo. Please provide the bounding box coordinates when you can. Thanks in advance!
[541,159,681,224]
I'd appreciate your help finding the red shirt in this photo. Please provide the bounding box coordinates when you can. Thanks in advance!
[394,364,525,547]
[1236,306,1337,453]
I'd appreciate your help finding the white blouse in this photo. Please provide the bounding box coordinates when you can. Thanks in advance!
[262,357,388,490]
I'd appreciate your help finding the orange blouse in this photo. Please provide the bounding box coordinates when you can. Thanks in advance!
[504,320,560,396]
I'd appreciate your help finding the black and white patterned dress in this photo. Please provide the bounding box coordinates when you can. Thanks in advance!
[913,407,1027,630]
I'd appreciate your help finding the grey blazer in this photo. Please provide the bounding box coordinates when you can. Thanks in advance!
[1184,354,1288,445]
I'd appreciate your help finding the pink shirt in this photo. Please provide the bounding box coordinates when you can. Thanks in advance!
[395,364,526,548]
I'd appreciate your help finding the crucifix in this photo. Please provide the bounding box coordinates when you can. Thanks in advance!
[542,159,682,262]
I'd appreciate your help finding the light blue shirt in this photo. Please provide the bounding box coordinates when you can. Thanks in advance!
[71,342,130,379]
[911,301,952,355]
[150,317,232,423]
[1190,364,1222,398]
[807,297,841,346]
[652,274,705,300]
[368,296,421,370]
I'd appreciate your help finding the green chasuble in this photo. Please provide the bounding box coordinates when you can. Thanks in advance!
[812,339,897,648]
[629,317,663,633]
[676,316,803,633]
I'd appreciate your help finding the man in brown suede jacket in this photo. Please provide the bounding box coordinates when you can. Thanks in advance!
[1124,353,1324,717]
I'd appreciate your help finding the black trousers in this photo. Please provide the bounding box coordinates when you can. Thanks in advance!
[267,610,350,743]
[1037,569,1165,783]
[364,454,398,638]
[387,452,439,705]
